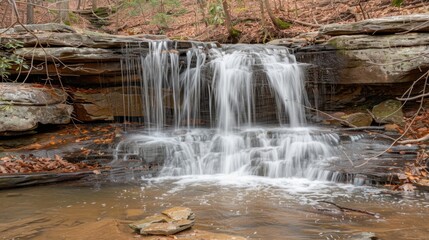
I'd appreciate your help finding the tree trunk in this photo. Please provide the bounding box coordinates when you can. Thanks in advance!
[92,0,97,10]
[57,0,70,24]
[221,0,240,39]
[76,0,81,10]
[264,0,291,29]
[26,0,34,24]
[259,0,269,43]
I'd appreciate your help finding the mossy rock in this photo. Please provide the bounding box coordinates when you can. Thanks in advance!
[372,99,404,125]
[274,18,292,29]
[341,112,373,127]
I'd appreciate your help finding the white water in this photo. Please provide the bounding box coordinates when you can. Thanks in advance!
[116,41,341,181]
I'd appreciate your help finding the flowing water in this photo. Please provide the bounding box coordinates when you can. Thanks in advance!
[2,41,429,239]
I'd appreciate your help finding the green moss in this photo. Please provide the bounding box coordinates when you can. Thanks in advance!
[274,18,291,29]
[229,28,242,38]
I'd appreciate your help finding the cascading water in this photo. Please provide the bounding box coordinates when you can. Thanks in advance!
[115,41,341,180]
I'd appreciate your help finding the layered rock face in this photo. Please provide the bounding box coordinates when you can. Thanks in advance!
[271,14,429,111]
[0,83,72,135]
[1,15,428,134]
[1,24,206,133]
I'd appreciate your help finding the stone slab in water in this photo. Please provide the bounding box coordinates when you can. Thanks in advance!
[320,14,429,36]
[129,207,195,236]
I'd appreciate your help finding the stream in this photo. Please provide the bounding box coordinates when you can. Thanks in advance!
[1,175,429,239]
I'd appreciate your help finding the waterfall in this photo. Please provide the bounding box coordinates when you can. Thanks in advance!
[115,41,340,180]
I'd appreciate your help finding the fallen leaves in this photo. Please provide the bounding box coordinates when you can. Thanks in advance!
[0,154,99,174]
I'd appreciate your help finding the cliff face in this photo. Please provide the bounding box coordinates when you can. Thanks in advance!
[1,15,429,134]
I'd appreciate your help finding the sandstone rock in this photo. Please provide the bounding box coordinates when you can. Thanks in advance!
[341,112,373,127]
[0,83,72,134]
[15,47,122,62]
[0,23,75,34]
[0,83,66,105]
[0,104,73,133]
[320,14,429,36]
[143,229,247,240]
[372,99,404,124]
[326,33,429,50]
[162,207,195,221]
[129,207,195,236]
[71,87,144,122]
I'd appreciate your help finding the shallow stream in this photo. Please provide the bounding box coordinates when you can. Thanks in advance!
[1,174,429,239]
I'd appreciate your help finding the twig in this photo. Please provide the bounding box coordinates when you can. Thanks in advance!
[398,133,429,144]
[318,200,379,217]
[397,92,429,101]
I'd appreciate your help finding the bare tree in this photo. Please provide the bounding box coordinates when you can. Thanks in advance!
[221,0,241,39]
[57,0,70,24]
[26,0,34,24]
[263,0,291,29]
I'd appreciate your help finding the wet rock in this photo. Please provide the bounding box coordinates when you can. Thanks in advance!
[372,100,404,125]
[162,207,195,221]
[341,112,373,127]
[70,87,144,122]
[129,207,195,236]
[320,14,429,36]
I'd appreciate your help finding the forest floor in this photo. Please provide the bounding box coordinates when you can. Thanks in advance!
[1,0,428,43]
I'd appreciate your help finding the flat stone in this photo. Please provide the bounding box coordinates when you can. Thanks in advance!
[372,99,404,124]
[129,207,196,236]
[140,219,194,235]
[162,207,195,221]
[0,83,67,105]
[129,214,171,232]
[320,14,429,36]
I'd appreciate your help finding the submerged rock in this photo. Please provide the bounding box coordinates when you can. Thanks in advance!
[372,100,404,125]
[129,207,195,236]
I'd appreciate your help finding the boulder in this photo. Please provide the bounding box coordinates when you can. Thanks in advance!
[372,99,404,124]
[0,83,66,105]
[320,14,429,36]
[0,83,72,134]
[129,207,195,236]
[341,112,373,127]
[0,104,73,133]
